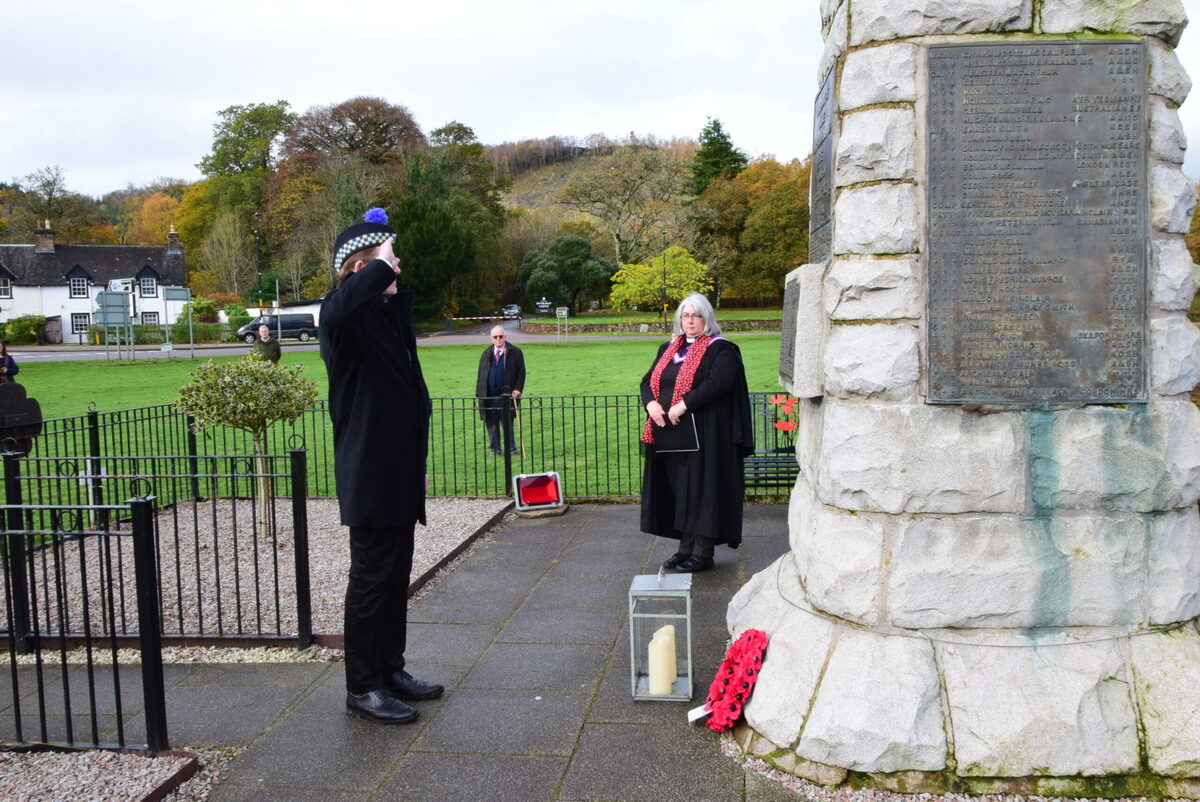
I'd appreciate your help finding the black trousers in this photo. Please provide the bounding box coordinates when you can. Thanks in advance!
[345,523,415,694]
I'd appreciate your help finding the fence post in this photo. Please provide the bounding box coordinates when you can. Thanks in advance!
[289,449,313,649]
[3,452,31,654]
[186,414,201,501]
[130,495,169,751]
[502,396,514,493]
[86,409,109,529]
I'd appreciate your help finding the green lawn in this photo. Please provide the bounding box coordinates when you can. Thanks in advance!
[525,308,782,325]
[24,334,787,420]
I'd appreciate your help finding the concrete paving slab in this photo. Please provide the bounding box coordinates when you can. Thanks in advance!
[412,687,592,755]
[407,586,528,625]
[461,642,608,692]
[174,662,325,688]
[161,683,300,747]
[497,605,623,645]
[522,574,632,610]
[403,622,502,664]
[379,753,569,802]
[208,783,370,802]
[558,721,746,801]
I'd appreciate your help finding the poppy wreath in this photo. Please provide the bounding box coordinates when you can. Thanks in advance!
[703,628,769,732]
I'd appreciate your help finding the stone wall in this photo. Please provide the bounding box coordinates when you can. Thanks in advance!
[735,0,1200,794]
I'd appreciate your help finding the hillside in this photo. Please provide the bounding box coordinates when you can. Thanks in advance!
[502,160,589,209]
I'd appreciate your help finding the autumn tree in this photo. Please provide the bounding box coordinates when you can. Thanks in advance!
[198,101,295,176]
[284,97,425,164]
[122,192,181,245]
[519,235,615,311]
[690,118,747,196]
[557,146,688,264]
[197,211,257,300]
[3,166,116,244]
[609,246,713,314]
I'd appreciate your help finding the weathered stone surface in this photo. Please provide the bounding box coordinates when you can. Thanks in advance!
[820,0,843,35]
[887,513,1145,629]
[1150,315,1200,396]
[771,751,849,786]
[727,554,792,638]
[849,0,1031,46]
[1151,163,1198,234]
[817,402,1026,514]
[824,256,921,321]
[940,635,1139,776]
[819,2,849,87]
[781,264,826,399]
[1147,37,1192,105]
[1150,96,1187,164]
[1146,508,1200,624]
[840,43,918,110]
[798,627,946,772]
[1152,235,1199,311]
[836,108,916,186]
[833,183,919,256]
[790,476,884,623]
[1040,0,1187,47]
[1027,401,1200,511]
[741,588,837,750]
[793,399,822,481]
[823,323,919,400]
[1130,625,1200,776]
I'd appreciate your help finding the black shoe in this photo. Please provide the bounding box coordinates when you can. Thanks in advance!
[661,552,690,569]
[677,555,715,573]
[509,449,519,456]
[490,448,501,456]
[385,669,445,701]
[345,689,418,724]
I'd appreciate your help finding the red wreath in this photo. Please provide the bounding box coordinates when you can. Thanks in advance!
[704,628,769,732]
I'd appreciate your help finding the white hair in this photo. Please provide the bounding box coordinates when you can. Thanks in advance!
[672,293,721,337]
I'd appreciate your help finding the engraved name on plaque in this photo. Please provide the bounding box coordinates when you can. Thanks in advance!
[779,277,800,383]
[809,68,835,265]
[926,41,1147,404]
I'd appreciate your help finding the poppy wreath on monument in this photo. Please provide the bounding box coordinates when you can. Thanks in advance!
[703,628,768,732]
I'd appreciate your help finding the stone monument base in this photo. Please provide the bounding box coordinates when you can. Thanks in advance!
[728,555,1200,798]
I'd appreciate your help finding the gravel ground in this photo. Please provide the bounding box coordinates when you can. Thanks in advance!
[1,499,510,801]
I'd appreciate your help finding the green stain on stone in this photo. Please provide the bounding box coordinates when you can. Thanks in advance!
[1024,411,1071,627]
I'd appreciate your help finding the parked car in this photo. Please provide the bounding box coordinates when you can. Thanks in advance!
[501,304,522,317]
[237,314,319,343]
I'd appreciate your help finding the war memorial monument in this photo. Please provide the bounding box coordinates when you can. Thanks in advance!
[729,0,1200,795]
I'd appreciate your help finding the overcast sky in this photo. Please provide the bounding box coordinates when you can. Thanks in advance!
[4,0,1199,198]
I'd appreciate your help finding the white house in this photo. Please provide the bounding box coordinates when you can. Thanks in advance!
[0,223,189,343]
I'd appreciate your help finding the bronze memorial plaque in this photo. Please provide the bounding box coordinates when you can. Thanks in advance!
[809,68,835,265]
[926,41,1147,404]
[779,277,800,383]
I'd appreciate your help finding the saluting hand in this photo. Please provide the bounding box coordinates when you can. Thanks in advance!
[378,237,401,274]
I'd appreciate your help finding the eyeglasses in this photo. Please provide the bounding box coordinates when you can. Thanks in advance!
[491,335,505,340]
[680,313,703,320]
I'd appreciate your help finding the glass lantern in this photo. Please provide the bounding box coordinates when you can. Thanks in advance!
[628,572,693,701]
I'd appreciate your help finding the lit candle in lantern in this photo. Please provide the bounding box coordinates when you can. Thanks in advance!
[647,624,677,695]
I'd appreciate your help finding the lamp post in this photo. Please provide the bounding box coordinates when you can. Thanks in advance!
[253,213,263,311]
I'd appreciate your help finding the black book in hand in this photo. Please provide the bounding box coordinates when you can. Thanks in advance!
[653,413,699,452]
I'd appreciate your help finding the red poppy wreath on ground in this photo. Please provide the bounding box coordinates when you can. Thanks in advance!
[704,628,769,732]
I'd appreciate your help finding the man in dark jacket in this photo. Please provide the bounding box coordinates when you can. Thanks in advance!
[252,324,281,363]
[320,209,442,725]
[474,325,525,456]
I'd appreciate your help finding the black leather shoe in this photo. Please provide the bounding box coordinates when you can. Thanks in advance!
[345,690,418,724]
[385,670,445,701]
[677,555,715,573]
[661,552,690,569]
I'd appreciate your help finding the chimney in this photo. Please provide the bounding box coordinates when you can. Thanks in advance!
[168,224,180,252]
[34,220,54,252]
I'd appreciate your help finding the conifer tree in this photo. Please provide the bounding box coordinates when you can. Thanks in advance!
[690,118,748,196]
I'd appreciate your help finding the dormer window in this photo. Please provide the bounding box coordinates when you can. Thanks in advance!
[0,278,11,299]
[70,276,89,298]
[139,276,158,297]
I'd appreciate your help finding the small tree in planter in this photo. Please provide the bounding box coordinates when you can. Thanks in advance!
[177,355,319,519]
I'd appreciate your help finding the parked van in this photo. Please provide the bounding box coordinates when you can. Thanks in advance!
[237,314,318,343]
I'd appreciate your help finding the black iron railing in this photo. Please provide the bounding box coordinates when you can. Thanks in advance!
[21,393,796,501]
[1,494,170,751]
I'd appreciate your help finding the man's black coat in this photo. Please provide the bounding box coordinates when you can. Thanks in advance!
[320,260,431,527]
[475,343,526,421]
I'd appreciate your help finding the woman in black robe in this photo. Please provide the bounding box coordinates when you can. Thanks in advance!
[639,293,753,572]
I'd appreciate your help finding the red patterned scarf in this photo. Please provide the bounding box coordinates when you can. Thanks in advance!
[641,335,712,444]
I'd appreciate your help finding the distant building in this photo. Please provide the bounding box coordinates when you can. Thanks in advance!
[0,223,188,343]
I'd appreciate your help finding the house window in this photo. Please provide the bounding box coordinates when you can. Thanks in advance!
[69,277,89,298]
[139,276,157,297]
[0,278,11,299]
[71,313,90,334]
[141,311,159,326]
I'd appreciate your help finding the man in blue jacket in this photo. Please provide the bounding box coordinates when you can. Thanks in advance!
[320,209,442,724]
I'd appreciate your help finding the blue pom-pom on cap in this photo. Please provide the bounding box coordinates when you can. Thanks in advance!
[363,207,388,225]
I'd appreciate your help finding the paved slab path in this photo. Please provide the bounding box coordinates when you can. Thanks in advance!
[182,503,796,801]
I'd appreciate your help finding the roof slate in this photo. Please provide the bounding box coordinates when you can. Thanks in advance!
[0,244,187,286]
